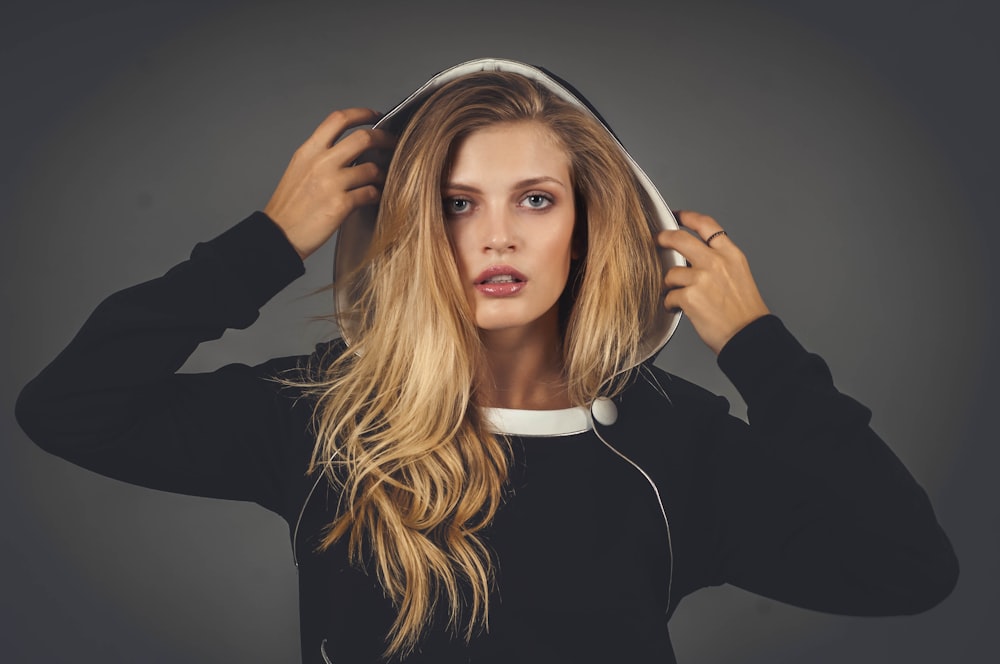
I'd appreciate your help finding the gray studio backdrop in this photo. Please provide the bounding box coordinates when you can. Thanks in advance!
[3,0,996,662]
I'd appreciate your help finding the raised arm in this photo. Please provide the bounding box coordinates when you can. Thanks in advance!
[15,108,394,514]
[657,210,957,614]
[15,212,310,512]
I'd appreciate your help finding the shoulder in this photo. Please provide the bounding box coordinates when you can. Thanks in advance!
[601,362,733,452]
[626,361,731,418]
[307,337,350,366]
[248,337,351,396]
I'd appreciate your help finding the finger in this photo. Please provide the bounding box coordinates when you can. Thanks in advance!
[339,161,385,191]
[305,108,383,152]
[662,288,685,314]
[328,127,398,166]
[676,210,734,249]
[662,265,695,289]
[656,228,715,265]
[346,184,381,209]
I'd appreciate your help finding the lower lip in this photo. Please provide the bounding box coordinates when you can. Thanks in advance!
[475,281,526,297]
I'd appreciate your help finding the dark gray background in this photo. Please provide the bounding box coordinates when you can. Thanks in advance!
[2,0,997,661]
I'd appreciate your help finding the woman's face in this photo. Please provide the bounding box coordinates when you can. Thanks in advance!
[443,121,576,339]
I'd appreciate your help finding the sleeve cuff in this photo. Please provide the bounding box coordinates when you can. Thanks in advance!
[191,211,306,310]
[716,314,813,410]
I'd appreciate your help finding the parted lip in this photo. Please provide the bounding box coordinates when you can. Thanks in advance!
[474,264,528,285]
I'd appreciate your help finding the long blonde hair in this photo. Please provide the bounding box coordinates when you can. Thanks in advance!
[296,71,662,658]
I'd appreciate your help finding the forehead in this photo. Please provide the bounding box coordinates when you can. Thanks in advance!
[447,121,570,182]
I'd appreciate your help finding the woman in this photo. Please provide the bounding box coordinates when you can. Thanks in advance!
[15,58,958,663]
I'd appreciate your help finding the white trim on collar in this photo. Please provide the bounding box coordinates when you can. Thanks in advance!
[482,405,592,437]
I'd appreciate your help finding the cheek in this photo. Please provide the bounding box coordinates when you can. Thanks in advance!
[445,225,474,282]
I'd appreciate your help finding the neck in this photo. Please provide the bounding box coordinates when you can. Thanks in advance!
[478,311,570,410]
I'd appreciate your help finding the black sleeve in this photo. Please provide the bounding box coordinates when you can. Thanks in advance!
[15,211,313,515]
[703,315,958,615]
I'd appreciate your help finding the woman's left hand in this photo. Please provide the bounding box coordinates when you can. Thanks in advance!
[657,210,771,355]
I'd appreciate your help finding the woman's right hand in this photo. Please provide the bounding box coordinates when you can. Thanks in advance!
[264,107,396,260]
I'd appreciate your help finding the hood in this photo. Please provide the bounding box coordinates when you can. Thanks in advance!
[333,57,684,369]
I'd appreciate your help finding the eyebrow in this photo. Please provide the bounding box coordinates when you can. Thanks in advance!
[443,176,568,193]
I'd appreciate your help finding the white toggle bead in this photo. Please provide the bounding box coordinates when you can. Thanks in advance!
[591,397,618,426]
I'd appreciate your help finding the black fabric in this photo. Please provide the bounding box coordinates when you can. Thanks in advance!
[15,211,959,663]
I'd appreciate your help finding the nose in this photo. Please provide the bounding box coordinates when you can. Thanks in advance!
[483,206,517,254]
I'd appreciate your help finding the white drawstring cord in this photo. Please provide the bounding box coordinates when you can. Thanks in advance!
[589,396,675,614]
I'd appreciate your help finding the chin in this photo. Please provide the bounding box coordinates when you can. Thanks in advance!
[475,316,532,332]
[470,295,562,336]
[473,307,558,335]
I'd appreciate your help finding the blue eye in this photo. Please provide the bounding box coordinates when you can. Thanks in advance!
[523,193,553,209]
[445,197,472,215]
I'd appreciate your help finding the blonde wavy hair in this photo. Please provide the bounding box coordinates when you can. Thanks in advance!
[297,71,662,658]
